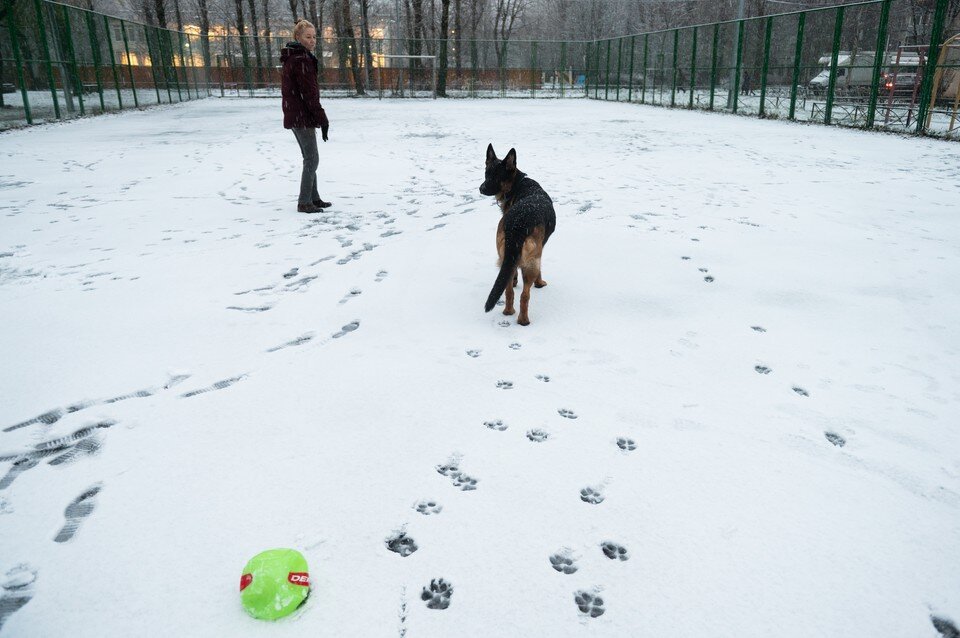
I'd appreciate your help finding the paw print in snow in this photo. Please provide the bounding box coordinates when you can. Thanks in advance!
[574,590,605,618]
[496,380,513,390]
[793,386,810,397]
[451,473,478,491]
[755,365,771,375]
[549,552,578,574]
[386,532,418,557]
[415,500,443,515]
[580,486,604,504]
[484,419,507,431]
[421,579,453,610]
[616,437,636,451]
[466,349,481,358]
[508,342,522,350]
[535,374,550,382]
[558,408,578,420]
[601,541,629,561]
[526,429,549,442]
[825,432,846,447]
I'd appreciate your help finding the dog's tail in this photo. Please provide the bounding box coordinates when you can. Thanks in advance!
[485,231,523,312]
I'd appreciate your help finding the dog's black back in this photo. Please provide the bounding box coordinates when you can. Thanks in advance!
[480,145,556,314]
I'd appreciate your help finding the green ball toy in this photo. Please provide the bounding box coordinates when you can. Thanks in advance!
[239,548,310,620]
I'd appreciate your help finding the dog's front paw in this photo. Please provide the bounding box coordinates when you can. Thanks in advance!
[503,307,515,316]
[517,316,530,326]
[534,279,548,288]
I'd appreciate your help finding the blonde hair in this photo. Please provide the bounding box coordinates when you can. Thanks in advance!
[293,19,315,40]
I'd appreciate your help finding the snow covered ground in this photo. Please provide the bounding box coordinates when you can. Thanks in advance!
[1,98,959,637]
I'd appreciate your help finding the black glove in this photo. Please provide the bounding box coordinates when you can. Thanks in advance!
[319,109,329,142]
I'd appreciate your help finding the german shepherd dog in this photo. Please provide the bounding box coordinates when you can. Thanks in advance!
[480,144,556,326]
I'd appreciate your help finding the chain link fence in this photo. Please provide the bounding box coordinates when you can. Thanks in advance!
[586,0,960,138]
[2,0,957,137]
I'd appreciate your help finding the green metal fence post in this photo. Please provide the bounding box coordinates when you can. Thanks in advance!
[690,26,698,109]
[615,38,623,100]
[584,41,591,97]
[710,23,719,110]
[103,15,122,109]
[119,20,138,107]
[627,35,636,101]
[641,33,649,104]
[866,0,891,128]
[825,6,845,125]
[560,40,567,97]
[759,16,772,116]
[604,39,611,100]
[59,5,85,115]
[168,30,183,101]
[34,0,61,118]
[531,40,537,98]
[670,29,678,106]
[85,10,106,111]
[916,0,949,134]
[178,31,194,99]
[789,11,805,120]
[732,18,745,113]
[7,4,33,124]
[595,40,602,98]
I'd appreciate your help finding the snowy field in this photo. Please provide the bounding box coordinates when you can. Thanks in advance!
[1,98,959,637]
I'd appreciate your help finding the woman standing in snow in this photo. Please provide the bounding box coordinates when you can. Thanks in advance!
[281,20,332,213]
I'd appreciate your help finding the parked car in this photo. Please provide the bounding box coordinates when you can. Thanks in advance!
[1,82,16,94]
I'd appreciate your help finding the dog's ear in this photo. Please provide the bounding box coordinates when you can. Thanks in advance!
[486,143,497,165]
[505,148,517,172]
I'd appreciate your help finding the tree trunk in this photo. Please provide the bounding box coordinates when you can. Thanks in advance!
[154,0,167,27]
[339,0,364,94]
[360,0,374,87]
[454,0,461,78]
[172,0,183,31]
[247,0,264,85]
[234,0,252,89]
[438,0,449,95]
[289,0,299,22]
[262,0,273,81]
[198,0,212,84]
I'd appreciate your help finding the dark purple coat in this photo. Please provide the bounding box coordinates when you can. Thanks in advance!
[281,42,329,130]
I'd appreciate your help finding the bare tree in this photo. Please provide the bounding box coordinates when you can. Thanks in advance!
[493,0,526,86]
[438,0,450,94]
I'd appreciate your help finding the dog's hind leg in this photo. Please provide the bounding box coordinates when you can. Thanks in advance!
[517,265,536,326]
[534,269,547,288]
[503,271,516,315]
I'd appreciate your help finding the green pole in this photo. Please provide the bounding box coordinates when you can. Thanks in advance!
[85,10,105,112]
[560,40,566,97]
[710,23,719,110]
[120,20,138,107]
[759,16,772,117]
[689,26,697,109]
[177,31,193,99]
[103,15,123,109]
[34,0,61,118]
[916,0,949,134]
[584,41,590,97]
[615,38,623,101]
[604,39,611,100]
[7,3,33,124]
[595,40,602,99]
[789,11,805,121]
[670,29,678,106]
[59,5,85,115]
[641,33,649,104]
[627,35,636,101]
[866,0,891,128]
[168,30,183,101]
[825,6,845,125]
[732,19,744,113]
[530,40,537,98]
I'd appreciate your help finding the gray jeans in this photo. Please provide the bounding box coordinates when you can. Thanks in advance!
[292,127,320,205]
